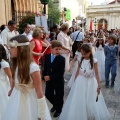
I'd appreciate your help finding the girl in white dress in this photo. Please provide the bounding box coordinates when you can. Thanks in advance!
[67,42,82,88]
[59,44,110,120]
[0,44,13,120]
[2,35,52,120]
[94,37,105,81]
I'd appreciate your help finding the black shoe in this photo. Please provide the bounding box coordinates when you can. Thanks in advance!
[53,112,61,118]
[50,107,56,113]
[111,81,114,88]
[105,83,109,88]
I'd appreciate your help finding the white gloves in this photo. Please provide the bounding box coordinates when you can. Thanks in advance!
[37,96,47,120]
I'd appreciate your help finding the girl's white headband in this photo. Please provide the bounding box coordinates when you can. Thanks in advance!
[9,40,29,48]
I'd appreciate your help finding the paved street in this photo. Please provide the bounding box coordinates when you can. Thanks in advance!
[44,64,120,120]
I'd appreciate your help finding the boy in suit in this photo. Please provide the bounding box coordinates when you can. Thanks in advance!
[44,40,65,118]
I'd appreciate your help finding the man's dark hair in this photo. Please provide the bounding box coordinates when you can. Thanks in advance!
[8,20,16,26]
[67,31,72,36]
[23,23,30,29]
[53,24,58,30]
[0,25,6,32]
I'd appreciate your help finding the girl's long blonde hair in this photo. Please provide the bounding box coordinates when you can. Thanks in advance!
[10,35,32,84]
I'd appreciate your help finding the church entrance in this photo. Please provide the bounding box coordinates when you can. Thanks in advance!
[98,19,108,30]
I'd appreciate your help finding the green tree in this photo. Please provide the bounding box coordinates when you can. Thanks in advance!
[48,0,61,25]
[18,15,35,34]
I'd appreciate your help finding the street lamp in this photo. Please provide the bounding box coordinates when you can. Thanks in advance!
[40,0,49,14]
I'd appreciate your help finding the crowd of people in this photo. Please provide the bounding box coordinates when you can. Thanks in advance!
[0,19,120,120]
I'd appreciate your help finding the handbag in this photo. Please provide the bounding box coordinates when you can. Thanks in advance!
[72,32,80,49]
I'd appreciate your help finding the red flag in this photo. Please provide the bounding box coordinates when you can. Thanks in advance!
[90,20,93,31]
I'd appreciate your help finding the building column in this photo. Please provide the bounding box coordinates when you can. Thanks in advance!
[0,0,6,25]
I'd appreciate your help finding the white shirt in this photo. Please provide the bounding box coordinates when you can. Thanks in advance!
[1,27,16,46]
[22,32,33,41]
[0,34,3,44]
[57,31,71,54]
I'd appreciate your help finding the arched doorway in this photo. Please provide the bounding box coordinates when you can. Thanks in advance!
[98,19,108,30]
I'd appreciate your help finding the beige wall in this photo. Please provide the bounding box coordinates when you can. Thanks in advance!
[86,4,120,30]
[0,0,44,26]
[0,0,12,25]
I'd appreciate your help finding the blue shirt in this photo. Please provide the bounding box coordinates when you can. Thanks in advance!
[104,44,118,62]
[71,31,84,41]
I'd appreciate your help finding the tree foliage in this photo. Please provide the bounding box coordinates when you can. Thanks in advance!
[18,15,35,34]
[48,0,61,25]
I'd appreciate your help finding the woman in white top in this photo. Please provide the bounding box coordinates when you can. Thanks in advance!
[57,23,71,71]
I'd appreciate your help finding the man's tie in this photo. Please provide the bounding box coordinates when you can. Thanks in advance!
[51,54,55,63]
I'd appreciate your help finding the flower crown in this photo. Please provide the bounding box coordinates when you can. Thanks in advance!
[9,40,29,48]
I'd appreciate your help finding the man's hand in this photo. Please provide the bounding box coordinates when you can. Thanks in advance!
[44,76,50,81]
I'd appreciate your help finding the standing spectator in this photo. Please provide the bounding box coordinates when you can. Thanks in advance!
[49,32,55,41]
[14,27,19,36]
[53,24,60,40]
[22,23,32,41]
[85,30,90,38]
[0,36,2,44]
[69,27,74,33]
[30,24,36,35]
[71,27,84,57]
[57,23,71,71]
[67,31,73,57]
[0,25,6,44]
[118,31,120,65]
[0,25,6,32]
[30,27,43,65]
[41,31,51,78]
[1,20,16,48]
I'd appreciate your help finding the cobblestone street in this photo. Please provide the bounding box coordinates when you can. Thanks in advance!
[44,64,120,120]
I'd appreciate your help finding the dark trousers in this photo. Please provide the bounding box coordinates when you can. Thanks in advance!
[45,82,64,113]
[105,60,117,85]
[72,41,79,58]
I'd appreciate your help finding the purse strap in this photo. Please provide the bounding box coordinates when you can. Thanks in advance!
[75,32,80,41]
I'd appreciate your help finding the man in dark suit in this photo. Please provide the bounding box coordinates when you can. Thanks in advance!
[44,40,65,118]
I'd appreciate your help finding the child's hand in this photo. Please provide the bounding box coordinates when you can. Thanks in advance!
[44,76,50,81]
[39,53,44,57]
[8,89,13,96]
[97,86,101,95]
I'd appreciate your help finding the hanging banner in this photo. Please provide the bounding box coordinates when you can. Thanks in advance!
[90,20,93,31]
[66,9,71,21]
[35,15,48,32]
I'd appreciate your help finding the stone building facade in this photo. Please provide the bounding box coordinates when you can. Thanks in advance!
[86,0,120,30]
[0,0,43,25]
[53,0,89,26]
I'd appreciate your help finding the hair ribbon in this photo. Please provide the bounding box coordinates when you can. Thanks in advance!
[9,40,29,48]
